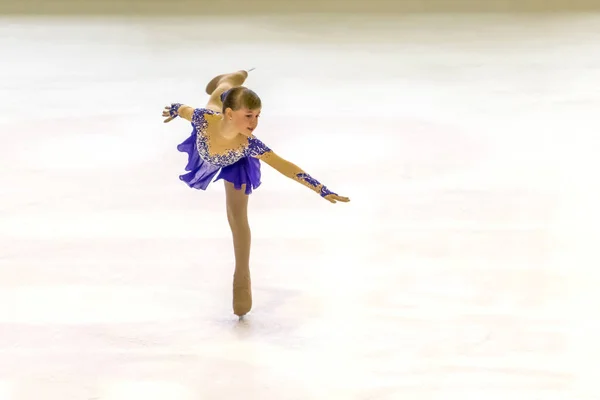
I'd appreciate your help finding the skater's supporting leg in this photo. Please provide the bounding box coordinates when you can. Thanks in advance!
[224,180,252,316]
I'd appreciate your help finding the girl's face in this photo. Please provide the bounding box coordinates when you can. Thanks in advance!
[228,107,261,137]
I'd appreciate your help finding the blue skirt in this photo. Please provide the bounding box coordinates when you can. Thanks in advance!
[176,131,262,195]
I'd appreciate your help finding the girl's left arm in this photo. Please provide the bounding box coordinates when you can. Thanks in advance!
[247,137,350,204]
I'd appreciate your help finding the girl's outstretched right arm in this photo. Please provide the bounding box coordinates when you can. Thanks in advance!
[162,103,195,123]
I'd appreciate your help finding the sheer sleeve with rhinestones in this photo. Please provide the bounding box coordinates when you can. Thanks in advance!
[245,136,272,158]
[191,108,218,127]
[251,147,337,198]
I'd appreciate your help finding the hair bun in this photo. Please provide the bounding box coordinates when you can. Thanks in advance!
[220,89,231,103]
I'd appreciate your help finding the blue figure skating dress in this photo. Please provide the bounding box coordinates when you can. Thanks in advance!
[176,107,271,195]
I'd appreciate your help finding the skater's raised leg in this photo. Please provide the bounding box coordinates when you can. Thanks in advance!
[205,70,249,113]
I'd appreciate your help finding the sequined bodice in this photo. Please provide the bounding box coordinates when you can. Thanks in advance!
[191,108,270,167]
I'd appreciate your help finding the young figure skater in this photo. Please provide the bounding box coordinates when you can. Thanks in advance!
[162,69,349,317]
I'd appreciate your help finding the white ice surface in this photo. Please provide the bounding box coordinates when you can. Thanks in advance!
[0,13,599,400]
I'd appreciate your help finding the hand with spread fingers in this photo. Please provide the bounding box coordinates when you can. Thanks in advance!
[162,103,182,123]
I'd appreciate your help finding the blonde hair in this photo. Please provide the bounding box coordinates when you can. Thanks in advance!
[221,86,261,113]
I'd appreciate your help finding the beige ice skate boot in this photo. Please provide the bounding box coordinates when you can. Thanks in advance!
[233,269,252,317]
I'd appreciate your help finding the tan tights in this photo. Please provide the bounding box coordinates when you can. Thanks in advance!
[224,181,252,316]
[206,70,254,317]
